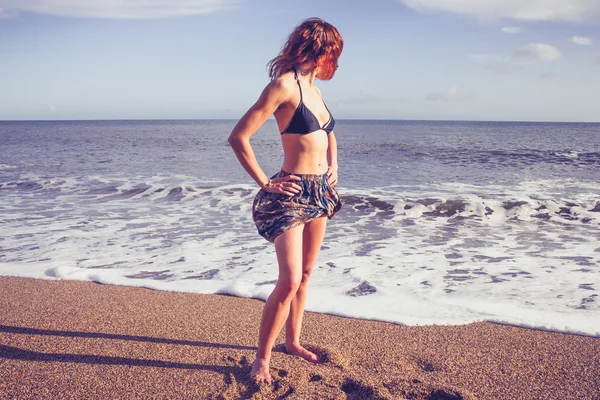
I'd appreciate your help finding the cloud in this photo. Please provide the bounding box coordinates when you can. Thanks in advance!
[399,0,600,22]
[513,43,562,62]
[502,26,522,34]
[473,43,561,74]
[427,85,472,102]
[0,0,239,19]
[571,36,593,45]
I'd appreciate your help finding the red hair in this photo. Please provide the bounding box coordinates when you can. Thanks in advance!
[268,18,343,80]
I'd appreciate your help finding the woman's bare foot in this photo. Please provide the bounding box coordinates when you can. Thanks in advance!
[285,344,320,363]
[250,358,272,384]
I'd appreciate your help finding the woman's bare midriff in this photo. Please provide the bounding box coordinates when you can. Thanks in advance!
[280,131,329,174]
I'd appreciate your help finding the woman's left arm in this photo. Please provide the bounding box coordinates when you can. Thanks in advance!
[326,132,338,186]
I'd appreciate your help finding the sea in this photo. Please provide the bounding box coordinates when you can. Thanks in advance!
[1,120,599,336]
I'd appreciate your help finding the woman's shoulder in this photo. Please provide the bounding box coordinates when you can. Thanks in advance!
[271,70,296,87]
[265,70,297,97]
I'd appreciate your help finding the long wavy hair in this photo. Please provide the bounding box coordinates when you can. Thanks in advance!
[268,18,343,80]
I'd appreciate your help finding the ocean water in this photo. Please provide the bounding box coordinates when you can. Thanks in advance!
[1,120,599,336]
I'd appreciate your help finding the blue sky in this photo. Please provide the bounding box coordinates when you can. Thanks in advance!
[1,0,599,122]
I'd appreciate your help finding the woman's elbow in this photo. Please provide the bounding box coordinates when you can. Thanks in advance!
[228,134,240,147]
[228,135,246,151]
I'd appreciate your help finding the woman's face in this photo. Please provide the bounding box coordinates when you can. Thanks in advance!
[316,60,339,81]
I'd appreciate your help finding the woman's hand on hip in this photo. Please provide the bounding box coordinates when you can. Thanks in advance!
[265,175,302,196]
[326,166,338,186]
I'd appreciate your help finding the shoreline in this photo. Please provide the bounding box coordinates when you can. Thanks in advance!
[1,275,599,399]
[3,270,598,338]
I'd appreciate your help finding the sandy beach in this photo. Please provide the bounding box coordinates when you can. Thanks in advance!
[0,276,598,399]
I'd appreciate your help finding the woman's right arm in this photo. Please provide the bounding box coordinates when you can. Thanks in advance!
[228,79,289,188]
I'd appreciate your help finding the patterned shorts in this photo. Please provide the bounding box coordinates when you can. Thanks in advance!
[252,170,342,243]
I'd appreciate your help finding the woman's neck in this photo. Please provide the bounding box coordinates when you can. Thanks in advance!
[294,63,318,86]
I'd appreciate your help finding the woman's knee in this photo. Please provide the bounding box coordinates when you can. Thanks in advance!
[300,270,312,284]
[276,277,301,300]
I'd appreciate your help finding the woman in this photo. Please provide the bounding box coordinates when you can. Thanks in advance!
[228,18,343,383]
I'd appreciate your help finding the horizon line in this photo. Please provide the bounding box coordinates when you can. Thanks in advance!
[1,118,599,124]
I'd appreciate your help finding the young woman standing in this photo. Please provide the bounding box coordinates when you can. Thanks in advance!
[228,18,343,383]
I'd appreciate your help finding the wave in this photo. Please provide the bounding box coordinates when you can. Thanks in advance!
[341,192,600,225]
[438,150,600,168]
[0,176,229,202]
[2,176,599,337]
[1,175,599,225]
[344,145,600,169]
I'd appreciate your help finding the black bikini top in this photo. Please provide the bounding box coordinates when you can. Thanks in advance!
[280,68,335,135]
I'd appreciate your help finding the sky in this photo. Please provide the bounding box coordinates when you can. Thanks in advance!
[0,0,599,122]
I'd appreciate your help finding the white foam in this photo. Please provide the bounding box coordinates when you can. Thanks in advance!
[1,174,599,337]
[555,151,579,159]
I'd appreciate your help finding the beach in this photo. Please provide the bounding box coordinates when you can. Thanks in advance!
[1,276,598,400]
[1,120,599,398]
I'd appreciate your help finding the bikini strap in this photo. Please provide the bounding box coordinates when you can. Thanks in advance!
[291,67,303,102]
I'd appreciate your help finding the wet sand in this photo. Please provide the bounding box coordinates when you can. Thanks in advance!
[0,276,598,399]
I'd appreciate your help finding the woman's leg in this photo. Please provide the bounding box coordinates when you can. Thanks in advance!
[251,224,305,383]
[285,216,328,363]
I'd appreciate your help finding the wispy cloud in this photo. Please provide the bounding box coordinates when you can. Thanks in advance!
[0,0,240,19]
[502,26,522,34]
[399,0,600,22]
[571,36,593,46]
[427,85,472,102]
[513,43,562,62]
[473,43,561,73]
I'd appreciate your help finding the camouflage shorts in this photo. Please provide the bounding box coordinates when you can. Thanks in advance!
[252,170,342,243]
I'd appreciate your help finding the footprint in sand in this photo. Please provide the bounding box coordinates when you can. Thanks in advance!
[210,354,297,400]
[383,378,476,400]
[211,350,475,400]
[338,376,477,400]
[278,370,288,377]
